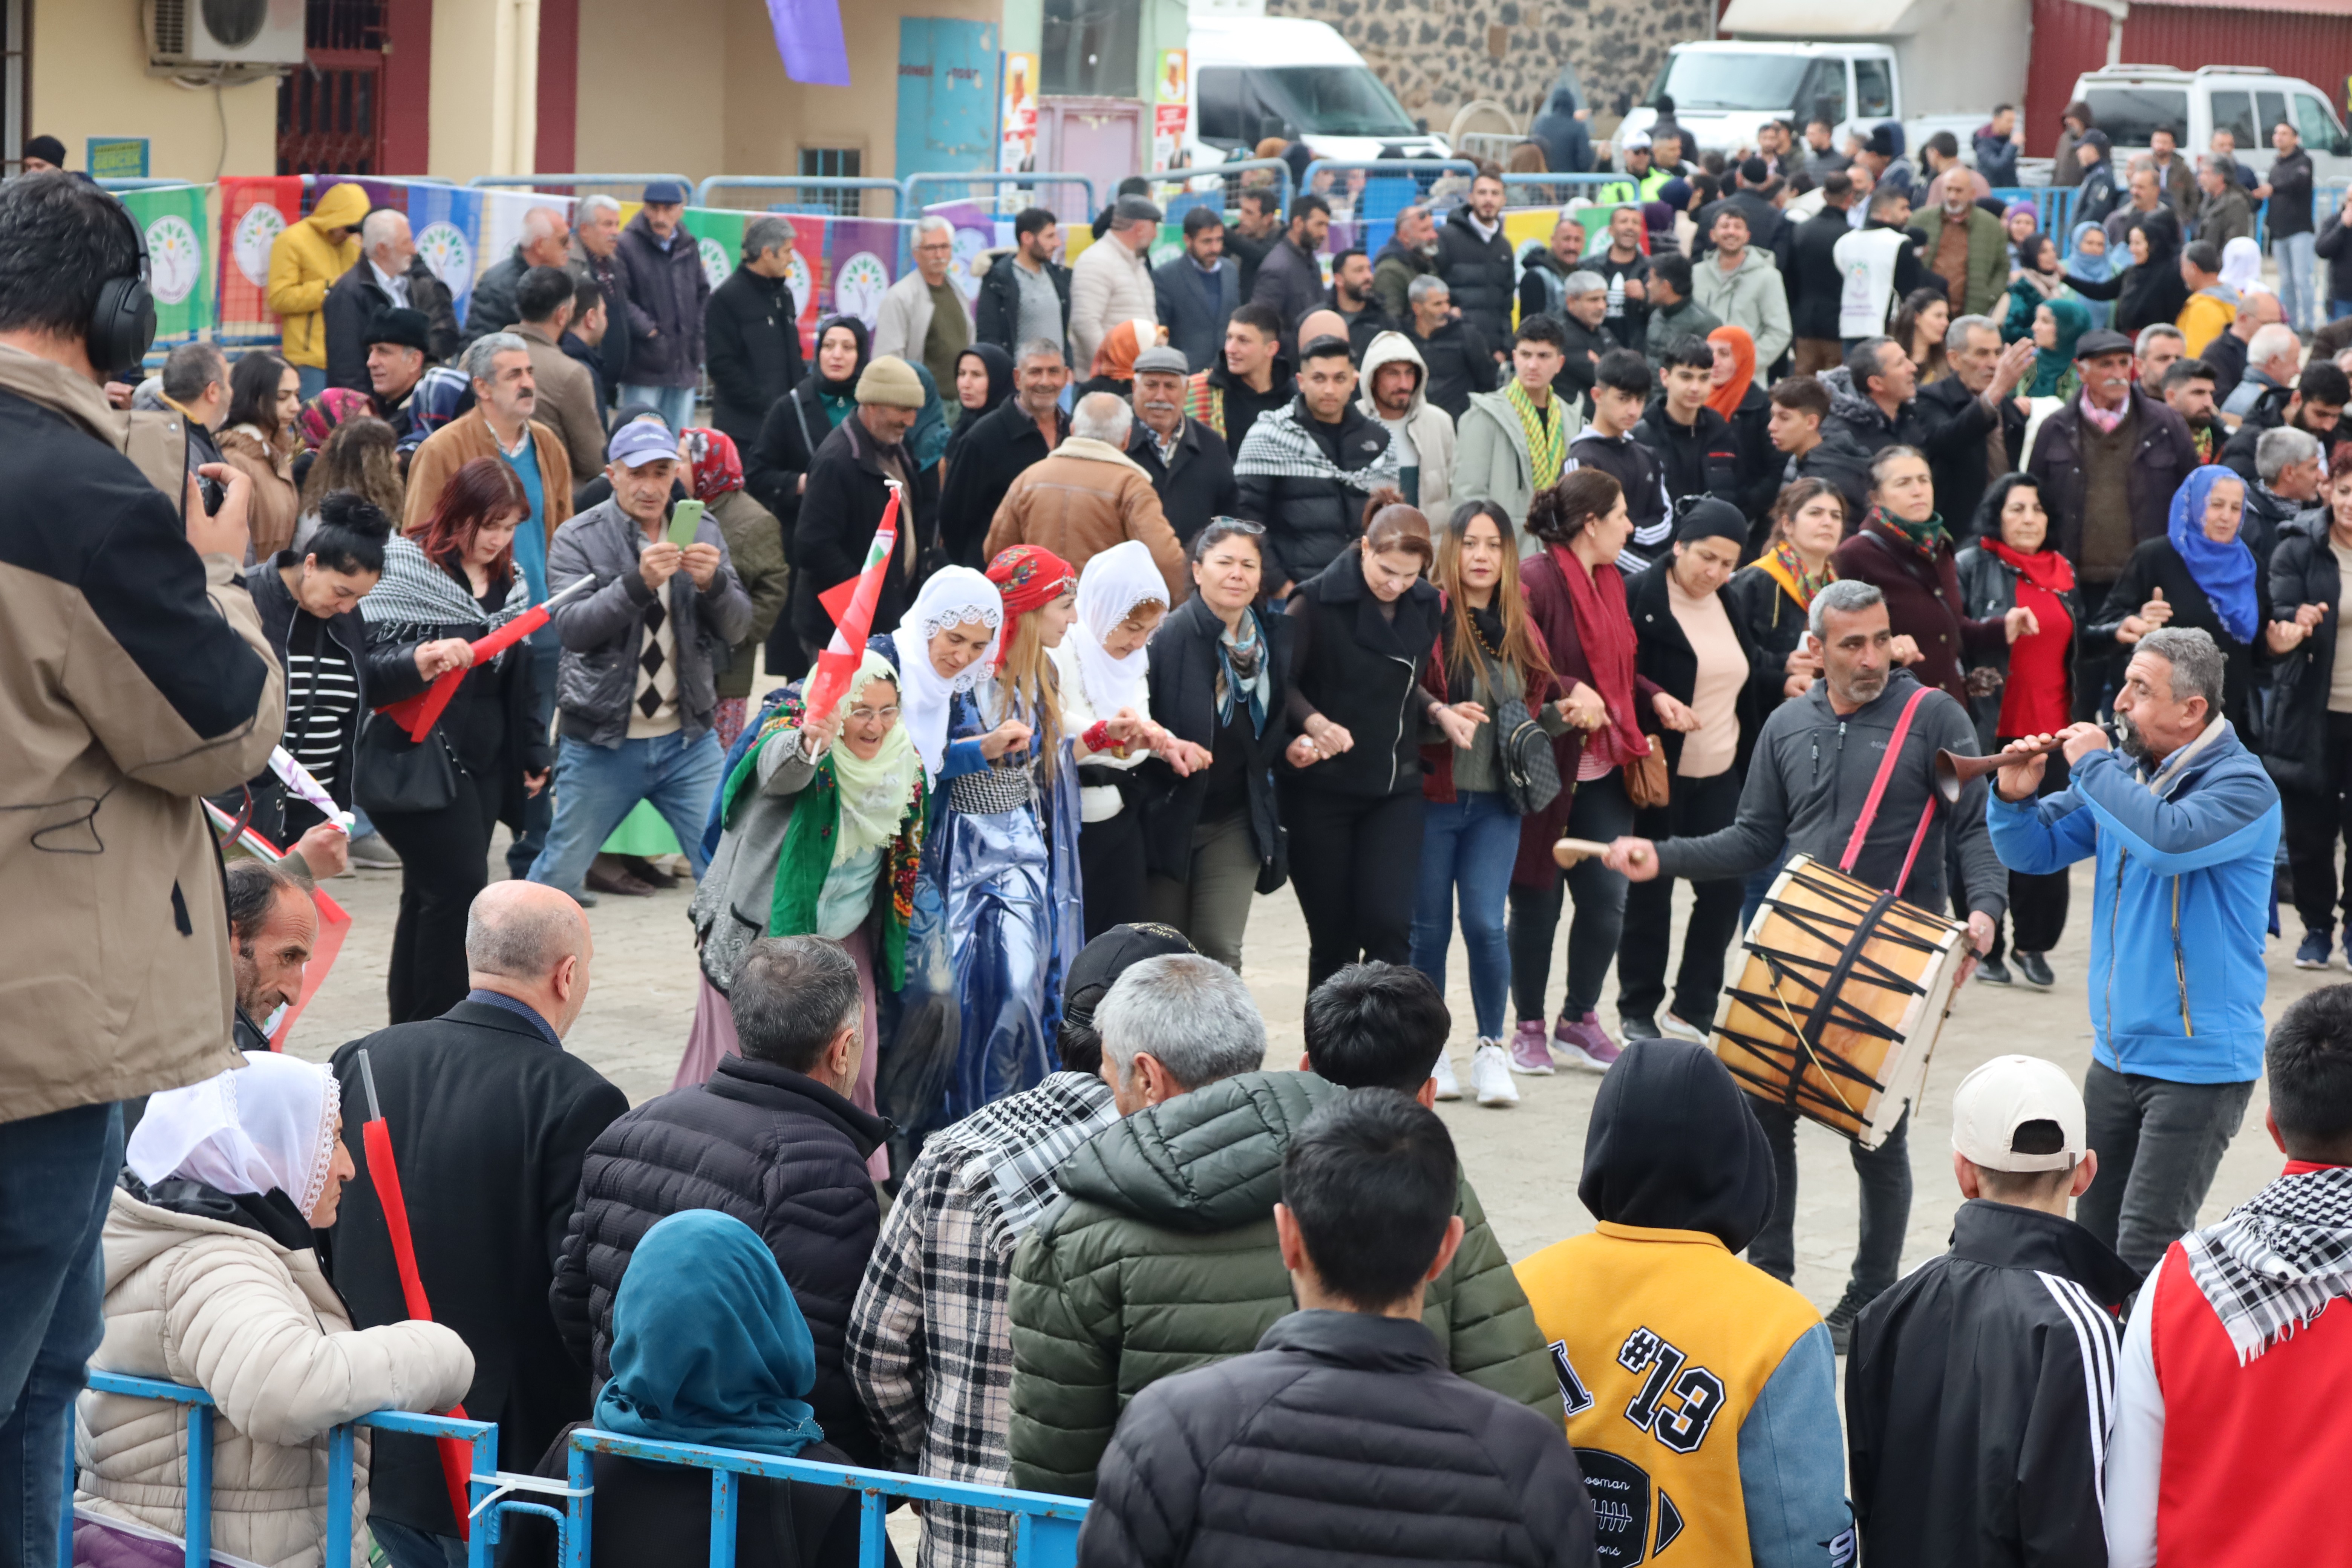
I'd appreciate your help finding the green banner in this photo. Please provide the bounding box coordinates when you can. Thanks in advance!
[680,208,747,296]
[119,184,213,343]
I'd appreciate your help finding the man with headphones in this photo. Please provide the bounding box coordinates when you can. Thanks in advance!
[0,172,287,1553]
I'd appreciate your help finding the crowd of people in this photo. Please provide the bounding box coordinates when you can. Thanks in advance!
[6,119,2352,1568]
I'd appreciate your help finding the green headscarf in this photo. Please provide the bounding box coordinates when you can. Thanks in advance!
[594,1211,825,1455]
[2026,296,2092,398]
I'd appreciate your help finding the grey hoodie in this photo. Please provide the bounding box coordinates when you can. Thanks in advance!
[1654,666,2008,922]
[1689,242,1793,369]
[1353,329,1456,517]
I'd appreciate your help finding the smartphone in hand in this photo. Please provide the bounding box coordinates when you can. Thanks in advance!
[666,498,706,548]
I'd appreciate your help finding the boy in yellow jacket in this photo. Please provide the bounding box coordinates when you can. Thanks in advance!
[1515,1040,1855,1567]
[265,180,368,392]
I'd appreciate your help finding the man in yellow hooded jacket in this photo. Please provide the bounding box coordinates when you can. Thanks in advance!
[265,180,368,394]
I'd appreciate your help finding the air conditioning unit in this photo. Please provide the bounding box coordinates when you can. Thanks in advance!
[145,0,306,72]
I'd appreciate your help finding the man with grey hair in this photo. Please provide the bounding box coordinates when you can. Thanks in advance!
[2223,320,2305,421]
[984,388,1187,597]
[1008,953,1555,1495]
[1126,342,1237,545]
[2135,322,2187,387]
[329,880,625,1568]
[2242,424,2327,564]
[567,192,631,394]
[1069,193,1161,374]
[324,205,458,389]
[1915,310,2034,532]
[157,341,228,483]
[552,932,891,1472]
[703,213,806,448]
[1608,575,2006,1349]
[939,336,1073,566]
[464,202,571,345]
[401,329,575,613]
[875,213,973,399]
[1987,625,2281,1275]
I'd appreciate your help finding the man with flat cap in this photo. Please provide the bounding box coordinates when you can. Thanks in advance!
[614,179,709,432]
[1127,342,1237,547]
[847,923,1194,1568]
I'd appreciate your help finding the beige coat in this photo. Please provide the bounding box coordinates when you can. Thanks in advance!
[218,424,303,562]
[0,344,284,1123]
[981,437,1188,604]
[1068,236,1156,376]
[77,1189,474,1568]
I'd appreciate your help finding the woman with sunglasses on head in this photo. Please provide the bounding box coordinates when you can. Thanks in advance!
[1412,502,1569,1105]
[1139,519,1294,971]
[1283,504,1455,992]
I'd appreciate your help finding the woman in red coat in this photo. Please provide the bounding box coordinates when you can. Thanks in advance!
[1831,445,2034,703]
[1507,469,1697,1075]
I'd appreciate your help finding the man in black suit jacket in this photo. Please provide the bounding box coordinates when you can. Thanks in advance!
[551,935,890,1463]
[329,882,626,1567]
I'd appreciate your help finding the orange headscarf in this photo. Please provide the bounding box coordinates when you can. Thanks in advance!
[1704,325,1755,421]
[1091,318,1161,382]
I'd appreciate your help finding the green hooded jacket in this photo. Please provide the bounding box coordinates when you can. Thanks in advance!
[1004,1070,1558,1496]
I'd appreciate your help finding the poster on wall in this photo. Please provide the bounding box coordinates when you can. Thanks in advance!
[1152,49,1188,173]
[1000,51,1039,173]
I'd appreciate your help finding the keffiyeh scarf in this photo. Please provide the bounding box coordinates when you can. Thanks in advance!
[1232,403,1402,493]
[2181,1165,2352,1362]
[360,535,528,632]
[1505,376,1568,493]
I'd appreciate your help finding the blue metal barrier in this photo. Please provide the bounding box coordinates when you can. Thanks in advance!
[903,170,1098,221]
[1497,171,1638,207]
[1990,186,2078,253]
[58,1374,1089,1568]
[61,1371,505,1568]
[559,1428,1088,1568]
[468,173,693,198]
[1162,157,1294,219]
[693,175,906,219]
[1300,157,1478,205]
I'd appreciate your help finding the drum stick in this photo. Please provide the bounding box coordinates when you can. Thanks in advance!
[1557,838,1614,858]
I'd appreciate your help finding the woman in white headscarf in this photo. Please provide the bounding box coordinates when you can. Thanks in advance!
[2219,236,2263,297]
[77,1052,473,1568]
[1049,540,1211,937]
[681,648,928,1181]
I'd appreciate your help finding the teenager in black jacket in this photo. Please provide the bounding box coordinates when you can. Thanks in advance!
[1846,1055,2136,1568]
[1631,338,1743,515]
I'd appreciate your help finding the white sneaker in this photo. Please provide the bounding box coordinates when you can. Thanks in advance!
[1659,1012,1710,1044]
[1430,1048,1463,1101]
[1470,1041,1519,1107]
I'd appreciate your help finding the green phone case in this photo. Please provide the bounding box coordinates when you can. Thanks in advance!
[666,498,706,548]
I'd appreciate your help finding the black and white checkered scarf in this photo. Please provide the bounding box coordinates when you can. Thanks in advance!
[2181,1164,2352,1363]
[1231,403,1401,492]
[359,535,530,630]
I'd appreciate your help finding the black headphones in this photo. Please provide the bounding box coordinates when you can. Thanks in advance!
[89,193,157,377]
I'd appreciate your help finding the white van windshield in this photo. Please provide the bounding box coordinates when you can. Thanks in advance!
[1648,52,1812,114]
[1248,66,1417,138]
[2082,86,2190,146]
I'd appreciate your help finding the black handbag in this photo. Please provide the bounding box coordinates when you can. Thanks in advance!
[1470,645,1563,816]
[353,710,458,816]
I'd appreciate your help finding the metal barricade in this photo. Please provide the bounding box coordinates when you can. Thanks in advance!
[693,175,906,220]
[559,1427,1089,1568]
[1497,170,1640,211]
[468,173,694,203]
[1152,157,1294,222]
[61,1370,508,1568]
[1991,187,2077,254]
[902,170,1099,223]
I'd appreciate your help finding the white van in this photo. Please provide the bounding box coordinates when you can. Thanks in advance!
[1185,2,1450,169]
[2066,66,2352,183]
[1615,40,1984,164]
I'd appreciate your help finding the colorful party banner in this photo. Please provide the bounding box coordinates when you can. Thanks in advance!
[681,207,747,295]
[402,182,487,327]
[216,176,303,345]
[1000,51,1039,174]
[1152,50,1188,174]
[477,188,576,282]
[119,184,211,345]
[820,218,902,331]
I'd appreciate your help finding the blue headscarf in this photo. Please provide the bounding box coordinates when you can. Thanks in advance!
[907,361,951,471]
[593,1211,825,1456]
[2167,466,2259,646]
[2067,221,2115,328]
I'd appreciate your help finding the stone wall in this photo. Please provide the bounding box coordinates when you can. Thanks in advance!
[1264,0,1713,138]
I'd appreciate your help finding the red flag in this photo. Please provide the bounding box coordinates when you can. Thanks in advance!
[357,1072,476,1541]
[375,577,592,743]
[803,484,900,720]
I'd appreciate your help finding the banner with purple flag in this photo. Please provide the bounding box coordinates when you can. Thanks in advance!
[767,0,849,86]
[403,183,487,326]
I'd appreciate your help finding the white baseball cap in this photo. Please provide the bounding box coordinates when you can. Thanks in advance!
[1950,1055,2084,1172]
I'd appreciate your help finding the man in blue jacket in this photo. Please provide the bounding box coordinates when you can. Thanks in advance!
[1985,626,2280,1274]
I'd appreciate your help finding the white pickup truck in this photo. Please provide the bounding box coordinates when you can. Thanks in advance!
[1615,40,1989,168]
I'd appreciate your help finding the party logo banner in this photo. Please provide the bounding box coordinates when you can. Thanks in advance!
[120,184,211,345]
[217,176,304,345]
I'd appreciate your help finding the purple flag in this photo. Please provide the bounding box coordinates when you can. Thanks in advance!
[767,0,850,86]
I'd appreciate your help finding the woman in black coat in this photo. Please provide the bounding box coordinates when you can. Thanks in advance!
[749,317,869,675]
[2063,214,2188,337]
[1140,520,1296,972]
[2265,465,2352,962]
[1955,473,2082,987]
[1282,505,1466,988]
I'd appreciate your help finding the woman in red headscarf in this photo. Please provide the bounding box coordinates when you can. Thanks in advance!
[1704,324,1778,525]
[680,427,789,749]
[919,544,1088,1132]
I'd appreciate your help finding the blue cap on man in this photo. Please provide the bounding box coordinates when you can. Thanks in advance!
[642,180,688,205]
[606,419,678,468]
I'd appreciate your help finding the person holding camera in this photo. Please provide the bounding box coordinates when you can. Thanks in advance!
[0,172,286,1556]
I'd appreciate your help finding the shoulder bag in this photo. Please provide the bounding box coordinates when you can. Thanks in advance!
[1467,642,1562,817]
[353,709,458,816]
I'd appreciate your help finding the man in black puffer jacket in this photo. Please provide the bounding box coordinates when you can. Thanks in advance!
[1435,172,1516,364]
[550,936,889,1464]
[1233,335,1400,594]
[1077,1090,1599,1568]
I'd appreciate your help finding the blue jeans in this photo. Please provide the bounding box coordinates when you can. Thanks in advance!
[616,383,695,431]
[526,729,724,895]
[1410,790,1522,1040]
[0,1102,121,1565]
[2274,231,2319,332]
[505,643,561,879]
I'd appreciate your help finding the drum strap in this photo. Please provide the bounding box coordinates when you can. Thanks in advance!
[1838,685,1939,892]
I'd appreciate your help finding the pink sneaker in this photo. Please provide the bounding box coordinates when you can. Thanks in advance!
[1508,1020,1556,1075]
[1556,1012,1623,1073]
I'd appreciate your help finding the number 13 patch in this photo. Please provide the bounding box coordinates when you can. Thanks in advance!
[1615,1327,1727,1454]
